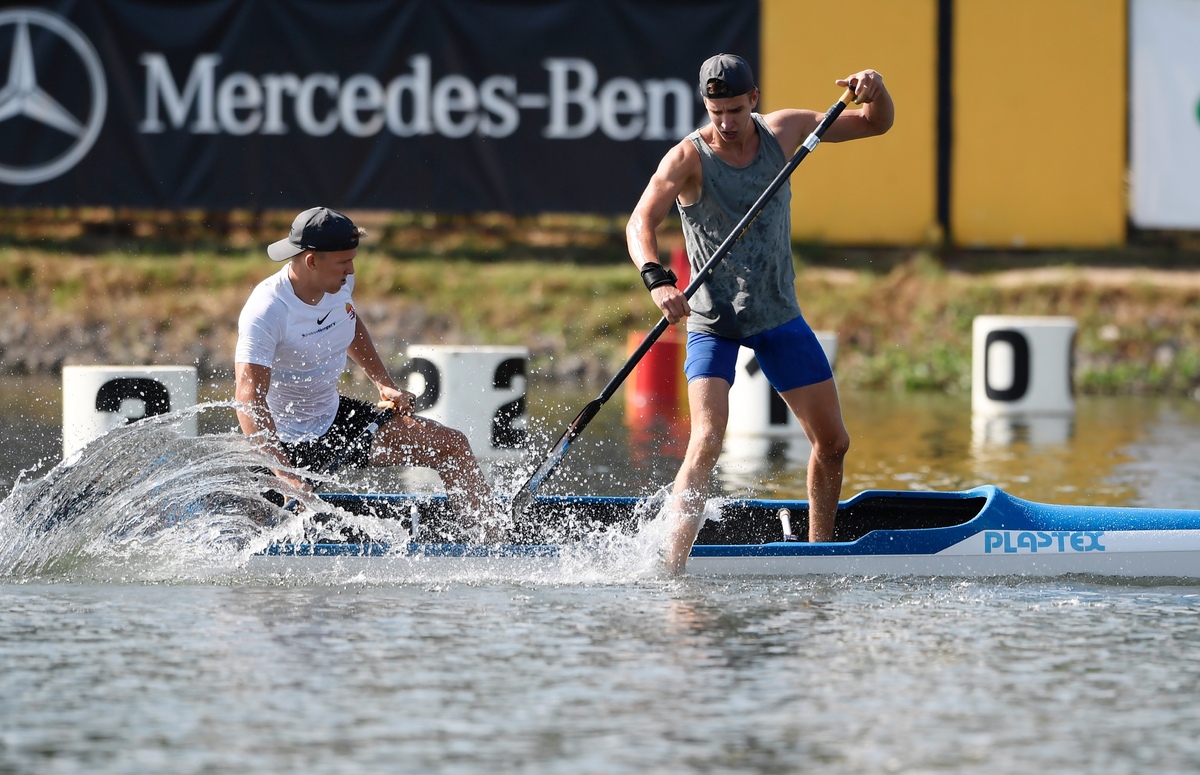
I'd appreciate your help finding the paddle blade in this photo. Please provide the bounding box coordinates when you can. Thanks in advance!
[510,399,603,517]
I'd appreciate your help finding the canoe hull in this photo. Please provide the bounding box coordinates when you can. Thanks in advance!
[248,535,1200,579]
[252,486,1200,579]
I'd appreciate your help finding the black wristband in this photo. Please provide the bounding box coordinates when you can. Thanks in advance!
[640,262,677,292]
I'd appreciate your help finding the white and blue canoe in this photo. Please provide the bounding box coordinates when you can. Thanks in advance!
[253,485,1200,578]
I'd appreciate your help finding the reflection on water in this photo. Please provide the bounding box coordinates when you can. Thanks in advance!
[1110,407,1200,508]
[2,375,1200,511]
[672,392,1162,507]
[971,413,1074,447]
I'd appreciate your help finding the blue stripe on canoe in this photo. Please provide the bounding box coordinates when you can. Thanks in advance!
[263,543,562,558]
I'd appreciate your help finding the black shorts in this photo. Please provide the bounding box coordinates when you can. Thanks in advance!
[279,396,381,472]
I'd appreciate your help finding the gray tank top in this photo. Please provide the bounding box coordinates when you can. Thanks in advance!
[678,113,800,339]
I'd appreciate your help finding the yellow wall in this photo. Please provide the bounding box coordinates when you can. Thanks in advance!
[952,0,1126,247]
[761,0,938,245]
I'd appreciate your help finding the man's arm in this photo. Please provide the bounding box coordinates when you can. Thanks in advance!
[625,141,700,325]
[347,316,415,413]
[828,69,894,141]
[234,361,307,489]
[767,69,895,152]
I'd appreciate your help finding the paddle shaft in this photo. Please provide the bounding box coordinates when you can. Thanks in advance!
[511,87,857,513]
[282,406,395,511]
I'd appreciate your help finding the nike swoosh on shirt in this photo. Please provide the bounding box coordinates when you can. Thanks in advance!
[316,311,331,324]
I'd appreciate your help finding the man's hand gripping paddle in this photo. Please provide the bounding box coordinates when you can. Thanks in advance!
[509,85,858,519]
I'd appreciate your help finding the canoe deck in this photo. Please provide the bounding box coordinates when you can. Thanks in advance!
[320,489,990,546]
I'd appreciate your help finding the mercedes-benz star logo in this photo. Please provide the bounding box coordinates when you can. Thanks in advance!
[0,8,106,186]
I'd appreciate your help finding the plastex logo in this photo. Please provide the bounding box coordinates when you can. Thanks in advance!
[0,8,106,185]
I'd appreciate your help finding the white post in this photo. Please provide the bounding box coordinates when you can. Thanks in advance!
[62,365,198,457]
[972,316,1076,416]
[401,345,529,457]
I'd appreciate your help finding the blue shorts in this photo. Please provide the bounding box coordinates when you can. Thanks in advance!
[684,315,833,391]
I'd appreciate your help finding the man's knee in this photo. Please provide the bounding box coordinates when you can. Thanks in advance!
[447,426,473,452]
[431,427,475,467]
[685,426,725,467]
[813,430,850,464]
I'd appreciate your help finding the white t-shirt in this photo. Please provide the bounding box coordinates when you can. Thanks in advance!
[235,266,358,442]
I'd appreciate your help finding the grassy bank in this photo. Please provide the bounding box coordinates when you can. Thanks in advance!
[2,222,1200,395]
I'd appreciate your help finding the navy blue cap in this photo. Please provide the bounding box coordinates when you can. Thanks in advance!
[268,207,360,261]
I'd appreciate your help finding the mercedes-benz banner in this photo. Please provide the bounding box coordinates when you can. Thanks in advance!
[0,1,757,213]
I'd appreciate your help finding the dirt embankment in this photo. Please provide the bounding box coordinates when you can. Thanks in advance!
[0,249,610,383]
[4,242,1200,396]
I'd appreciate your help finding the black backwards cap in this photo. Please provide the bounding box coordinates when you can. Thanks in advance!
[698,53,756,99]
[267,207,360,261]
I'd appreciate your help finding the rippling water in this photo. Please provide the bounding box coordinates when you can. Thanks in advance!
[3,379,1200,773]
[5,579,1199,774]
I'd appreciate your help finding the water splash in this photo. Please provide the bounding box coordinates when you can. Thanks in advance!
[0,402,683,585]
[246,489,687,587]
[488,489,724,586]
[0,404,306,581]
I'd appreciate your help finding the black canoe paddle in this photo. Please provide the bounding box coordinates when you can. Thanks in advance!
[509,85,858,518]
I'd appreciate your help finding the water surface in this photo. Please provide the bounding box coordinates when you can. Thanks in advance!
[3,376,1200,774]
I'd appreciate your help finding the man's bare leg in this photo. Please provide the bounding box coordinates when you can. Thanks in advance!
[779,378,850,542]
[372,415,496,536]
[664,377,730,573]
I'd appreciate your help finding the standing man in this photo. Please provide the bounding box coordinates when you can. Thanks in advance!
[235,206,495,536]
[626,55,894,572]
